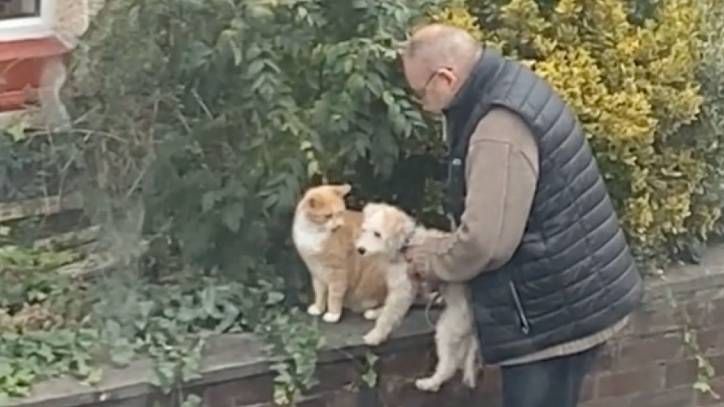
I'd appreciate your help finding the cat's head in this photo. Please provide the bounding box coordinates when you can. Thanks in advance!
[296,184,351,231]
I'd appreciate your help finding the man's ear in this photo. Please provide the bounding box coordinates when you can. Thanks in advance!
[333,184,352,197]
[438,67,457,86]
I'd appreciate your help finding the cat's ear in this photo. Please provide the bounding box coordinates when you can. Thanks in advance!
[333,184,352,197]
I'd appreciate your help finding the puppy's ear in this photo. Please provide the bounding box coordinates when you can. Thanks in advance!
[333,184,352,197]
[307,196,318,209]
[390,210,416,244]
[363,202,384,218]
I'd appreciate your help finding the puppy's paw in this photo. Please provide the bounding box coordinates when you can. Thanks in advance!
[307,304,324,316]
[462,372,477,389]
[415,377,442,392]
[322,312,341,323]
[363,330,386,346]
[364,308,382,320]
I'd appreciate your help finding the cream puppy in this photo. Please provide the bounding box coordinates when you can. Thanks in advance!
[356,202,480,391]
[355,203,420,346]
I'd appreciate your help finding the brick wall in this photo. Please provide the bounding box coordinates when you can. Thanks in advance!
[194,260,724,407]
[10,248,724,407]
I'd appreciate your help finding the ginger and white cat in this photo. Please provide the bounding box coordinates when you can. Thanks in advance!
[292,184,387,323]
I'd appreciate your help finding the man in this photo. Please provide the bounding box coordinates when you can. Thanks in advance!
[400,23,643,407]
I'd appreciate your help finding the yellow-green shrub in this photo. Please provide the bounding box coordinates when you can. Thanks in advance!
[432,0,711,268]
[672,0,724,261]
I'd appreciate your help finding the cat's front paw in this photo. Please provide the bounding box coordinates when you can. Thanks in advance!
[363,329,386,346]
[322,312,341,323]
[307,304,324,316]
[415,377,442,392]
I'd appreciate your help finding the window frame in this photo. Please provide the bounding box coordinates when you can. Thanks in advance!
[0,0,56,42]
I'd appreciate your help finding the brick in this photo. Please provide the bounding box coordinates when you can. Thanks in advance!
[632,298,709,332]
[379,346,434,377]
[379,374,463,407]
[629,306,679,336]
[203,374,273,406]
[580,376,596,402]
[297,388,360,407]
[581,395,631,407]
[710,299,724,323]
[312,359,360,393]
[711,354,724,377]
[596,365,665,398]
[479,366,501,394]
[615,334,684,370]
[629,386,696,407]
[699,327,724,355]
[667,358,699,388]
[685,300,712,329]
[591,342,618,373]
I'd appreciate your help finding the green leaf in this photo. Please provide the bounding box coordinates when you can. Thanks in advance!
[181,394,202,407]
[110,341,135,367]
[247,59,266,76]
[201,191,220,213]
[5,121,27,142]
[186,41,213,70]
[266,291,285,305]
[361,352,379,388]
[220,202,245,233]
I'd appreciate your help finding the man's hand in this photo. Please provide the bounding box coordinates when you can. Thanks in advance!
[402,244,442,284]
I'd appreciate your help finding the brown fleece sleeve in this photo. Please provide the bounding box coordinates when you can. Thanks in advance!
[419,108,539,282]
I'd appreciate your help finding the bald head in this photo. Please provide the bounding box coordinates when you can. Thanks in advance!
[399,23,483,113]
[401,23,482,73]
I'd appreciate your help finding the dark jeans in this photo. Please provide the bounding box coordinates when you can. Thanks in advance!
[500,344,602,407]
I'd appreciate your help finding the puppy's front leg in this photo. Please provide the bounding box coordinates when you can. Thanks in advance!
[364,268,415,345]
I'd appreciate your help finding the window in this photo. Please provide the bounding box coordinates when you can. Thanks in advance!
[0,0,55,41]
[0,0,40,19]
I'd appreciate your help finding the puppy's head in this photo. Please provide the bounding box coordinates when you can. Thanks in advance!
[297,184,351,231]
[356,203,416,257]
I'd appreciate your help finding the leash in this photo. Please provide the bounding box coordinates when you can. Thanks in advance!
[400,225,442,330]
[423,290,441,329]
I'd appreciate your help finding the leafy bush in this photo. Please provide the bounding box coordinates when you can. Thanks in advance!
[672,0,724,261]
[64,0,443,289]
[433,0,714,268]
[51,0,445,403]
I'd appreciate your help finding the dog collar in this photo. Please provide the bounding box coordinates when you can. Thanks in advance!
[400,226,418,253]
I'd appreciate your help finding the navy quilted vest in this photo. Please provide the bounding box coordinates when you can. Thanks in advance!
[443,48,643,364]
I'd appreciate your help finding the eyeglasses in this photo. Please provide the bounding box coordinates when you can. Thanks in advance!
[412,70,440,101]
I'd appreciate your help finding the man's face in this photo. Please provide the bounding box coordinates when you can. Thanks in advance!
[402,55,457,113]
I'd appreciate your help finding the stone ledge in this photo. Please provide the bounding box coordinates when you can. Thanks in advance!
[8,244,724,407]
[8,309,439,407]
